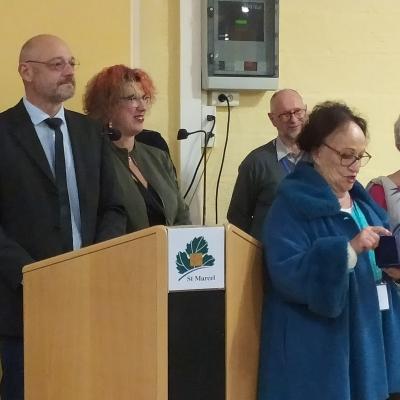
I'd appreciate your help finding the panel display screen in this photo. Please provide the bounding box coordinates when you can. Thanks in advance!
[218,1,264,42]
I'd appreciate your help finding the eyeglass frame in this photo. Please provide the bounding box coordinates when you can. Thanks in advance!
[322,142,372,167]
[120,94,152,106]
[24,57,79,72]
[275,107,307,122]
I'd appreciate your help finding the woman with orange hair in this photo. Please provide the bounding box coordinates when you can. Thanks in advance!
[84,65,191,232]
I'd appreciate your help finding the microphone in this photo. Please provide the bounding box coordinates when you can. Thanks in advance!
[178,116,216,225]
[177,129,214,141]
[177,128,189,140]
[103,126,121,141]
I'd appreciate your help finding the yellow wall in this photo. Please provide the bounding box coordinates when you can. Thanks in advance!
[206,1,400,224]
[139,0,181,163]
[1,0,400,226]
[0,0,180,166]
[0,0,131,113]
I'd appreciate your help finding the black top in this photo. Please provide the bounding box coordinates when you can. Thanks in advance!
[135,180,166,226]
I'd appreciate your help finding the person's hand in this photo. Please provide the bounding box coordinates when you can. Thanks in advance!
[382,267,400,281]
[350,226,391,254]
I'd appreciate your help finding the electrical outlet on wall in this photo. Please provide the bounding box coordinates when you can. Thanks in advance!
[201,105,216,147]
[210,91,240,107]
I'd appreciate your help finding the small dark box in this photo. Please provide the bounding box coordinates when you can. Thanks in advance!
[375,236,400,268]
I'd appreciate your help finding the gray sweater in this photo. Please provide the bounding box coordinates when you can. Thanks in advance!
[227,140,284,240]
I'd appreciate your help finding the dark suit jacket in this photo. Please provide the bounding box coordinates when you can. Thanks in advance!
[0,100,127,337]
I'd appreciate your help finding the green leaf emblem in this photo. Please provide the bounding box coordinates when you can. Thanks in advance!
[185,236,209,255]
[176,236,215,276]
[176,251,191,274]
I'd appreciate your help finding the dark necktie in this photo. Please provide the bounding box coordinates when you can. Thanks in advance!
[44,118,73,251]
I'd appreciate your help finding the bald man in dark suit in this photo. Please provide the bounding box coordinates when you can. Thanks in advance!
[0,34,126,399]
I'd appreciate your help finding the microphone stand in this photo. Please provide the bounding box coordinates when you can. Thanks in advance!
[177,117,215,225]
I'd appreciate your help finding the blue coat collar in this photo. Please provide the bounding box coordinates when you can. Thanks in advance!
[279,162,386,221]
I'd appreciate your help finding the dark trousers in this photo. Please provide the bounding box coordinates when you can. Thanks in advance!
[0,337,24,400]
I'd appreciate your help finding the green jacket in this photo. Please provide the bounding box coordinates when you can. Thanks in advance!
[111,141,191,232]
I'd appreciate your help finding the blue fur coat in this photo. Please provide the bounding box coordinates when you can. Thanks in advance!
[258,162,400,400]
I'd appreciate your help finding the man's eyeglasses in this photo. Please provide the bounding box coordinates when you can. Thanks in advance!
[24,57,79,72]
[120,94,151,106]
[277,108,307,122]
[322,143,372,167]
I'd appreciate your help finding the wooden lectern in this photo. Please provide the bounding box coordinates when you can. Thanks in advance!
[23,224,263,400]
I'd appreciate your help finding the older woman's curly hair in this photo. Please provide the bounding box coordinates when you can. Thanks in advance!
[83,65,156,123]
[297,101,368,153]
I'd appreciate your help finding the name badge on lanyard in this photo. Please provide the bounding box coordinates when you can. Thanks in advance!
[376,283,389,311]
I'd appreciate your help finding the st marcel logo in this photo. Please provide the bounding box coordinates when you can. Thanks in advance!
[175,236,215,281]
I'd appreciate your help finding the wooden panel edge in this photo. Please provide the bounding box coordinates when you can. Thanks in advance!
[225,223,262,248]
[22,225,168,274]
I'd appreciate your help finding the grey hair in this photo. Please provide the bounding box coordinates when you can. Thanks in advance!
[394,115,400,150]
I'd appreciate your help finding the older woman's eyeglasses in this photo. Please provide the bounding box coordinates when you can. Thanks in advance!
[120,94,151,106]
[25,57,79,71]
[322,143,371,167]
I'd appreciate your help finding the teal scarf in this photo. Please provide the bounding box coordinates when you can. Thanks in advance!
[351,201,382,282]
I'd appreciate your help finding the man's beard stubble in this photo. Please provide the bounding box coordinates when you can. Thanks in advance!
[52,78,76,103]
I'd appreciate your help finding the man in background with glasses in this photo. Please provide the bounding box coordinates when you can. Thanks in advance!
[0,34,126,399]
[228,89,308,240]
